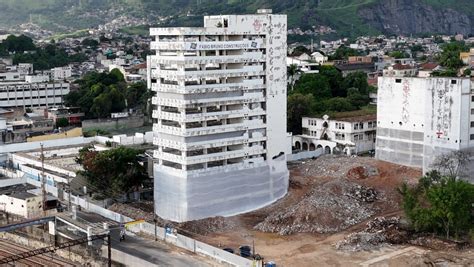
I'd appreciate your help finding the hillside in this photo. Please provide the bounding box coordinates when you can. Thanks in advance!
[0,0,473,37]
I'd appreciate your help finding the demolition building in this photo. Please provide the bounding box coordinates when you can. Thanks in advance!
[376,76,474,181]
[148,11,290,222]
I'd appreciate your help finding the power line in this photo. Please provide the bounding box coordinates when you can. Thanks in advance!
[0,234,111,266]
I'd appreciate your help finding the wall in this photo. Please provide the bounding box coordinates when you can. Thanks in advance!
[287,149,323,161]
[27,128,83,142]
[0,136,95,154]
[66,192,254,266]
[376,77,472,171]
[82,115,144,131]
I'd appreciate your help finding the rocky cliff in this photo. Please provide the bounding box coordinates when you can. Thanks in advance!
[358,0,473,35]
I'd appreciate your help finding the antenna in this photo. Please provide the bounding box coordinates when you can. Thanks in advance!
[40,144,47,216]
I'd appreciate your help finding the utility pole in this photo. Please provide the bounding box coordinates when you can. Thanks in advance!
[40,144,47,217]
[107,234,111,267]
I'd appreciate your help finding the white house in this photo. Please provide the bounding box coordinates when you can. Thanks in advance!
[293,114,377,155]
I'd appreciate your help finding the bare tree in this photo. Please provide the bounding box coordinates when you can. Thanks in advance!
[431,151,470,180]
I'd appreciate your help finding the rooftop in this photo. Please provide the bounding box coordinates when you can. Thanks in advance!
[9,191,38,200]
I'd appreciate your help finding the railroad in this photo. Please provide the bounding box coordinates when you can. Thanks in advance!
[0,239,76,266]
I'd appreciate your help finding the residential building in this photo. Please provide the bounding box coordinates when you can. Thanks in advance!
[376,77,474,182]
[334,63,375,77]
[51,67,72,81]
[45,107,84,126]
[0,191,43,218]
[293,114,377,155]
[418,62,441,78]
[383,63,417,77]
[311,51,328,64]
[148,11,290,222]
[0,80,70,108]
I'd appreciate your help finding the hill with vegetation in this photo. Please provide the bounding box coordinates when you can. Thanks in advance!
[0,0,473,37]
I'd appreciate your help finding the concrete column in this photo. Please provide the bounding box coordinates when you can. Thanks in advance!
[87,226,93,246]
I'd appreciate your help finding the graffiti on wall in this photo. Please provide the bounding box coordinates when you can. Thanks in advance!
[434,80,453,138]
[401,79,410,124]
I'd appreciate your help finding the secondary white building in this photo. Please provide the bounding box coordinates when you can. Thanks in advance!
[0,192,43,218]
[294,114,377,155]
[148,10,290,222]
[376,77,474,181]
[0,81,70,108]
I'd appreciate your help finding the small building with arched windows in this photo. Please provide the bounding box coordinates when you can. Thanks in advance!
[293,113,377,156]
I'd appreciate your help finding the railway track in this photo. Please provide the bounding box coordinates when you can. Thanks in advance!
[0,240,76,266]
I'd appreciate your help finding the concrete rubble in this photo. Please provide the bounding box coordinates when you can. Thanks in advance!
[254,178,380,235]
[335,217,403,251]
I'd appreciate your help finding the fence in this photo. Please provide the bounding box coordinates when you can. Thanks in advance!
[287,148,323,161]
[82,115,144,131]
[66,193,254,266]
[125,222,254,266]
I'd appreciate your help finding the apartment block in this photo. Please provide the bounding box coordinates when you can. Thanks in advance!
[148,10,290,222]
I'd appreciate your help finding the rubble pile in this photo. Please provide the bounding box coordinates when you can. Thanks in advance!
[108,202,156,222]
[300,155,379,179]
[347,165,379,180]
[346,184,377,202]
[336,217,407,251]
[179,217,236,235]
[254,179,379,235]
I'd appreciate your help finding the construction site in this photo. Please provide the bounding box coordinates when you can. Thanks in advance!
[111,155,474,266]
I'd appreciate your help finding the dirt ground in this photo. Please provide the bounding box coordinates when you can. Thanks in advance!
[193,156,473,266]
[117,155,474,266]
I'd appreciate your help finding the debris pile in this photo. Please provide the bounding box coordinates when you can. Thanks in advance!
[346,184,377,203]
[336,217,406,251]
[180,217,236,235]
[254,179,380,235]
[347,165,379,180]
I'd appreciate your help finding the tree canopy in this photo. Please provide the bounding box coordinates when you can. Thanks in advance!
[0,35,86,70]
[76,145,148,199]
[287,66,373,134]
[400,152,474,240]
[437,41,469,71]
[64,70,151,119]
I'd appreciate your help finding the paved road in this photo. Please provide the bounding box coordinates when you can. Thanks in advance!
[109,228,212,267]
[69,211,212,266]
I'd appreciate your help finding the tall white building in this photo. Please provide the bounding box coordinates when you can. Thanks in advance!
[148,10,289,222]
[376,77,474,181]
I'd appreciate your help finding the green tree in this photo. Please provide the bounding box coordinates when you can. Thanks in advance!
[342,71,369,95]
[77,146,148,199]
[91,93,112,118]
[438,41,469,70]
[389,51,410,59]
[324,97,355,112]
[329,45,360,60]
[293,73,331,99]
[347,87,369,108]
[400,169,474,239]
[287,93,314,134]
[56,118,69,128]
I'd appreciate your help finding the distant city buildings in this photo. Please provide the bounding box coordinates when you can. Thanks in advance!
[149,10,290,222]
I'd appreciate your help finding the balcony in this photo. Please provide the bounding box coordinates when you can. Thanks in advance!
[153,146,266,165]
[150,39,264,51]
[151,78,265,94]
[152,65,265,80]
[152,52,265,65]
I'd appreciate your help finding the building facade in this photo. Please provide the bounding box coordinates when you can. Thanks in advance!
[149,11,290,222]
[0,81,70,108]
[376,77,474,182]
[294,114,377,155]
